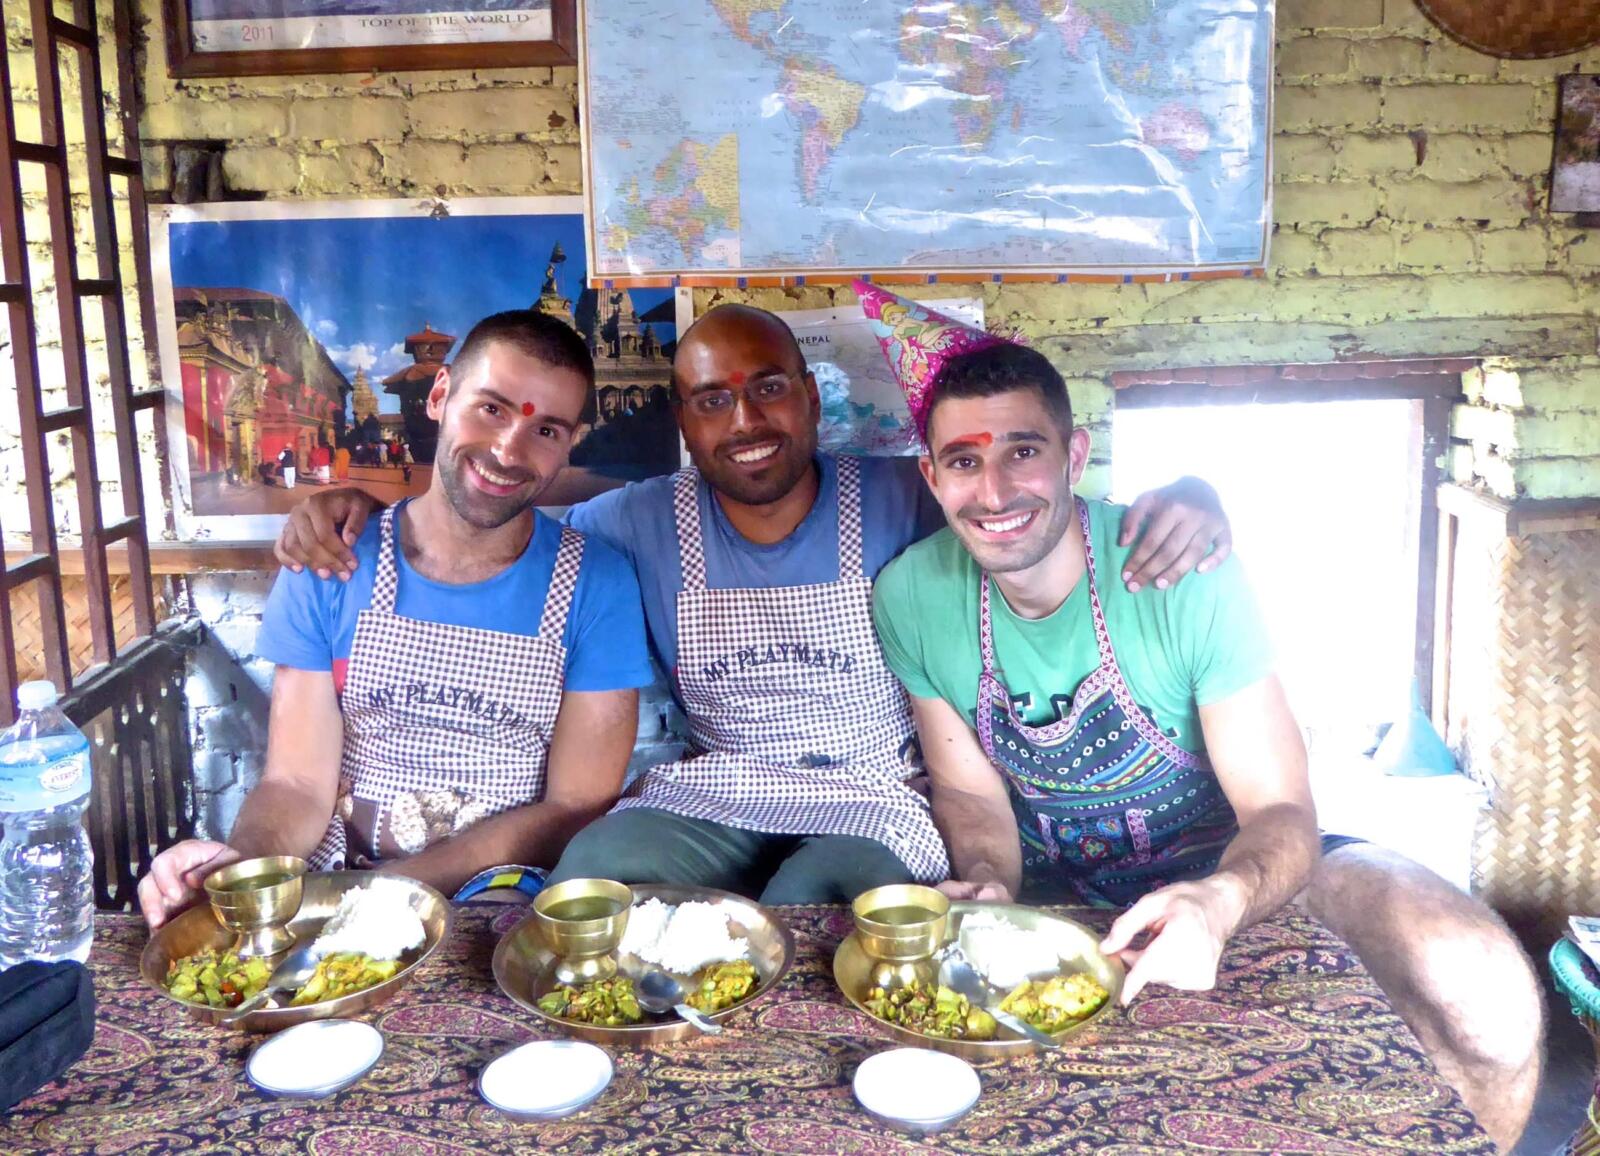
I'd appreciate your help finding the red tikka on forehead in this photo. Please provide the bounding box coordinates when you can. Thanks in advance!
[727,370,747,386]
[521,402,536,417]
[942,432,994,451]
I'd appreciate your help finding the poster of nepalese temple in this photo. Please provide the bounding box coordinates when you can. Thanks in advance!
[158,200,679,536]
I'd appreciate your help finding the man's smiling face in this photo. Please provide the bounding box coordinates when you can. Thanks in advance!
[919,387,1090,575]
[672,307,820,508]
[426,339,587,529]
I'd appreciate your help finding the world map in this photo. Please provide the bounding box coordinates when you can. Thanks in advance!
[582,0,1273,280]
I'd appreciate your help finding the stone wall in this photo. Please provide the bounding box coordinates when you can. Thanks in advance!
[112,0,1600,829]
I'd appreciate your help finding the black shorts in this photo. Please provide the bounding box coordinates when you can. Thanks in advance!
[1320,832,1366,856]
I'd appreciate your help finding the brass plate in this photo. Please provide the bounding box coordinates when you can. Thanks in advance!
[140,871,453,1033]
[493,884,795,1046]
[834,901,1123,1059]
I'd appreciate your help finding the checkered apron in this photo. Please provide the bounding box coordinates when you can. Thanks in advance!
[307,506,584,869]
[612,456,949,881]
[975,498,1238,905]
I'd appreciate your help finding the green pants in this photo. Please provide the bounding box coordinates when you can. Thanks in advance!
[546,807,914,905]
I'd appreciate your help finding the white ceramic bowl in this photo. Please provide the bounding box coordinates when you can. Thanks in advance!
[246,1019,384,1099]
[853,1047,981,1133]
[478,1040,614,1120]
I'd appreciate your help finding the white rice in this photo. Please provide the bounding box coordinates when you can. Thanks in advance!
[618,897,672,958]
[619,899,748,974]
[958,911,1062,989]
[312,877,427,961]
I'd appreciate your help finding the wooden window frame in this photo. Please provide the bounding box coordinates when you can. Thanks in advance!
[0,0,166,725]
[1113,360,1467,715]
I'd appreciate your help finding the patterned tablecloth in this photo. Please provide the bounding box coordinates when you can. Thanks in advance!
[2,906,1495,1155]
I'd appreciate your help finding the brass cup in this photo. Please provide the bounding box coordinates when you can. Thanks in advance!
[868,957,939,992]
[533,878,632,986]
[852,884,949,990]
[203,855,307,960]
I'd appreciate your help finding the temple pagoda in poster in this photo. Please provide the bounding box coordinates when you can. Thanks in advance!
[381,322,454,464]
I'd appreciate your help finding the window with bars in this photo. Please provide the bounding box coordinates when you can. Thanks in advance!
[1,0,197,910]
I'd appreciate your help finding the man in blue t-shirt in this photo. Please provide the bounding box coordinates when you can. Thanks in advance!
[137,310,653,928]
[271,305,1230,904]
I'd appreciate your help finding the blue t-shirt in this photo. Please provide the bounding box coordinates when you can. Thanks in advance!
[564,454,946,675]
[259,503,654,695]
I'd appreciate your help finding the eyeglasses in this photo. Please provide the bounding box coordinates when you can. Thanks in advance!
[678,372,798,419]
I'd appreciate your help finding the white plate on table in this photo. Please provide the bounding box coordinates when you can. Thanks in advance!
[247,1019,384,1099]
[478,1040,614,1120]
[853,1047,981,1133]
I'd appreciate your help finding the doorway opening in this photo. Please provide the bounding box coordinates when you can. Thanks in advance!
[1110,370,1481,885]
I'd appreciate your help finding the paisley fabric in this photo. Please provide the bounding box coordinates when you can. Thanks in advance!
[0,910,1494,1154]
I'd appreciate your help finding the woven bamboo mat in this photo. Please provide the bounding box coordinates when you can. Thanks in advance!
[1452,525,1600,942]
[7,575,164,685]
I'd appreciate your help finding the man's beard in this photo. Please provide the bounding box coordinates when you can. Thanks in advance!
[954,490,1075,574]
[437,447,542,529]
[694,429,816,507]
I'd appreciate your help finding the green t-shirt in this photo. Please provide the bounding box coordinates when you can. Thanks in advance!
[872,500,1274,753]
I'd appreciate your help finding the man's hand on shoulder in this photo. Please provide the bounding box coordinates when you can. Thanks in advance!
[1098,875,1246,1004]
[1117,476,1233,593]
[137,839,240,930]
[274,488,383,580]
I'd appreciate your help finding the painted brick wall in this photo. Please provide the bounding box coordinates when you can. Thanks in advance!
[133,0,1600,501]
[126,0,1600,827]
[698,4,1600,502]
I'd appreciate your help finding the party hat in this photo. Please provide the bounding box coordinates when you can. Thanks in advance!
[854,280,1008,439]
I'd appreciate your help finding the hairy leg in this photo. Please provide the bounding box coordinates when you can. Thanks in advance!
[1302,844,1543,1153]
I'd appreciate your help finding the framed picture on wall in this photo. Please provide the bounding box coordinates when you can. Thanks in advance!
[163,0,576,78]
[1552,73,1600,214]
[152,197,682,542]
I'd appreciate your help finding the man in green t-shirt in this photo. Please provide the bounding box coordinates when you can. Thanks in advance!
[868,331,1540,1151]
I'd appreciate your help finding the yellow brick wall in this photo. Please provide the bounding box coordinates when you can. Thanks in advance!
[133,0,1600,501]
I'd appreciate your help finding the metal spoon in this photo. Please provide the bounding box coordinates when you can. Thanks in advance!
[635,970,722,1035]
[221,944,320,1024]
[938,955,1062,1050]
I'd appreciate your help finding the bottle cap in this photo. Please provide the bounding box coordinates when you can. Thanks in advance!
[16,681,58,711]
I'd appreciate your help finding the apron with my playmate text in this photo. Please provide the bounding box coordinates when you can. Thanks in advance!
[612,457,949,881]
[308,505,582,870]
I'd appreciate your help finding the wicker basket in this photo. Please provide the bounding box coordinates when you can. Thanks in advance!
[1415,0,1600,59]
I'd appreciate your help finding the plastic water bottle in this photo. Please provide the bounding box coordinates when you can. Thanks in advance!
[0,681,94,966]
